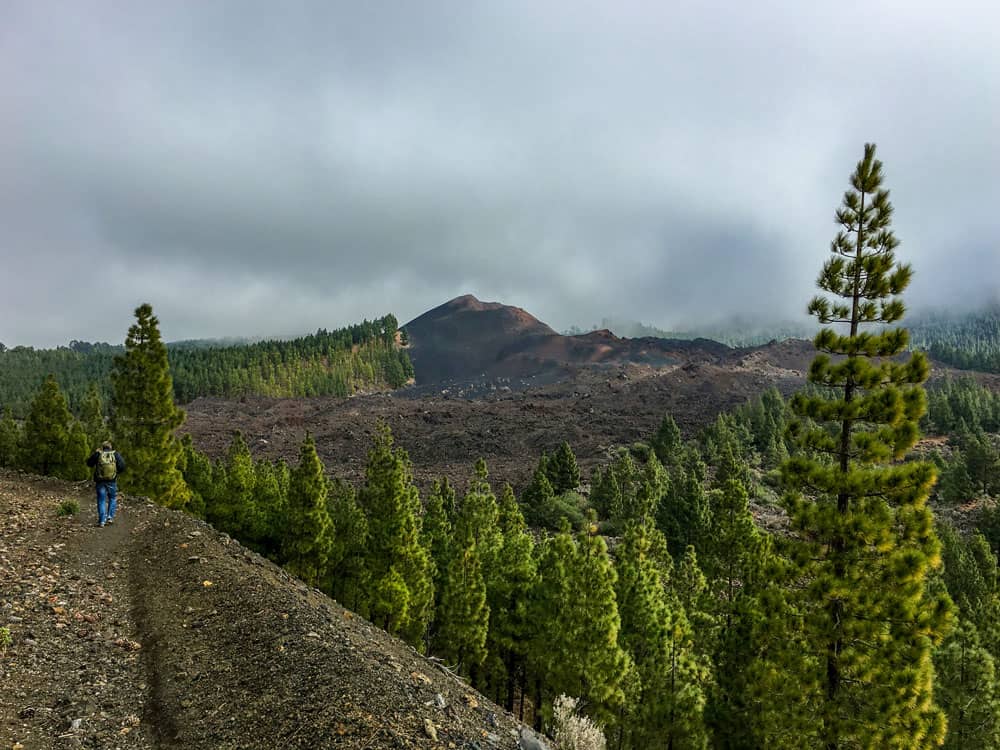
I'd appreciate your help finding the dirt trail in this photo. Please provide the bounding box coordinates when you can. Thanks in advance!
[1,474,154,749]
[2,471,533,749]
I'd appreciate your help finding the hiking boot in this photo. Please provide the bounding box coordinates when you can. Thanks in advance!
[106,516,114,525]
[99,520,106,527]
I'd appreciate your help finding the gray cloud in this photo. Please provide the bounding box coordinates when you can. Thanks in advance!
[1,0,997,346]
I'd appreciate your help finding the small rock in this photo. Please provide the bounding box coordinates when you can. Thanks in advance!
[410,670,432,685]
[68,718,82,732]
[423,718,438,741]
[434,693,446,709]
[519,728,550,750]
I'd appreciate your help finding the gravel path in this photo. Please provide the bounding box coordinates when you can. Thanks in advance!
[1,470,536,750]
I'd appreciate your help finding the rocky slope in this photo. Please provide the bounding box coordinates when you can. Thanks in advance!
[181,361,802,493]
[0,471,538,750]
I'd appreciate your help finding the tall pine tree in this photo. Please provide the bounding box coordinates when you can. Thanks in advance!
[434,459,498,677]
[357,422,434,649]
[421,477,454,651]
[326,477,368,610]
[775,144,953,748]
[21,375,73,478]
[615,518,709,749]
[703,479,772,749]
[485,484,537,714]
[283,434,334,588]
[111,304,190,508]
[547,442,581,494]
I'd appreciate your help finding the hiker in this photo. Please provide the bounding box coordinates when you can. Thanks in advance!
[86,440,126,527]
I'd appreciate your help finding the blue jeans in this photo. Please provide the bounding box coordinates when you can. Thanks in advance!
[96,482,117,524]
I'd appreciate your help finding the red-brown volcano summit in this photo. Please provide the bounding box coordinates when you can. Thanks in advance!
[403,294,732,384]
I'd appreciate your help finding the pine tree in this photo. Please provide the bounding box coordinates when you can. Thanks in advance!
[703,479,772,749]
[422,478,454,647]
[209,432,263,543]
[569,515,632,728]
[527,523,580,729]
[938,524,996,622]
[0,407,20,468]
[776,144,953,748]
[934,620,1000,749]
[593,449,642,530]
[326,477,368,609]
[936,453,975,505]
[63,420,91,481]
[486,484,537,713]
[961,430,1000,495]
[620,452,667,527]
[589,465,619,521]
[255,459,289,559]
[657,464,711,558]
[434,460,497,677]
[547,442,581,494]
[456,458,501,554]
[671,546,713,653]
[357,421,434,648]
[110,304,190,508]
[651,413,683,466]
[435,526,489,674]
[615,519,709,749]
[79,382,109,449]
[283,434,334,588]
[178,434,212,519]
[522,462,557,528]
[22,375,72,477]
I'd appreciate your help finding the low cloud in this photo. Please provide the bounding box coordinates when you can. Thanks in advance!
[1,1,997,346]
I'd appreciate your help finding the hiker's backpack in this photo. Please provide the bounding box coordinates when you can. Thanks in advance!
[97,450,117,481]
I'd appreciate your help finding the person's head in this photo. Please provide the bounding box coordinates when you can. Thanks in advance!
[101,440,113,451]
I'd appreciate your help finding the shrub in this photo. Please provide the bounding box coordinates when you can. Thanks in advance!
[0,626,11,656]
[57,499,80,517]
[552,694,606,750]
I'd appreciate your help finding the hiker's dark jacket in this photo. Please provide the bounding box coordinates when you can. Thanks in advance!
[85,451,126,483]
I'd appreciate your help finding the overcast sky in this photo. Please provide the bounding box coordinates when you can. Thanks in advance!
[2,1,997,347]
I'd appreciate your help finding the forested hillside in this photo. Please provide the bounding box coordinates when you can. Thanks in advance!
[911,306,1000,373]
[0,314,412,415]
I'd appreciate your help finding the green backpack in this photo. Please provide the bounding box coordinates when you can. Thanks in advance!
[97,450,117,481]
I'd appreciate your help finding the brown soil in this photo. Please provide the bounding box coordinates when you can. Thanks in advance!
[0,471,535,749]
